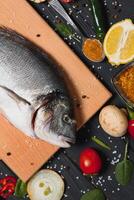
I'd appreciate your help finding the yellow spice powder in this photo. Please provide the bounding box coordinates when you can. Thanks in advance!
[116,67,134,103]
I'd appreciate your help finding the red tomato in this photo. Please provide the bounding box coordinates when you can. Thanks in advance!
[79,148,102,175]
[128,120,134,139]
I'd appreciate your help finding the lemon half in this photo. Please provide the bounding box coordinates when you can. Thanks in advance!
[104,19,134,66]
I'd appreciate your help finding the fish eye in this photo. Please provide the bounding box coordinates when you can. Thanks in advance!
[63,114,70,123]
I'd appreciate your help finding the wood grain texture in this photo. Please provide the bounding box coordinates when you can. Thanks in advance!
[0,0,111,182]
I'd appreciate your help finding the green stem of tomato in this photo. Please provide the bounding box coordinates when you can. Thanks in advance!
[124,142,128,161]
[127,107,134,120]
[91,136,111,150]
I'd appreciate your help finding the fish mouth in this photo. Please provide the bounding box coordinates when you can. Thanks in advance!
[58,135,76,148]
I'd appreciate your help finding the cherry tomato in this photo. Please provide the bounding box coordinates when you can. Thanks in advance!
[79,148,102,175]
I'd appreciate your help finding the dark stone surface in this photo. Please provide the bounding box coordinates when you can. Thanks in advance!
[0,0,134,199]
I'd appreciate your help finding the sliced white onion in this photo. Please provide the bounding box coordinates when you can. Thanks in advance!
[27,170,64,200]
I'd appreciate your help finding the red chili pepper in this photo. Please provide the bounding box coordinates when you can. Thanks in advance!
[0,176,17,199]
[0,176,16,185]
[0,183,15,198]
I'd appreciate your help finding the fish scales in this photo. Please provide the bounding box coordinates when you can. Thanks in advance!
[0,28,68,103]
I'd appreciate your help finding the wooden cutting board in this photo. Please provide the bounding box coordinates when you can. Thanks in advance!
[0,0,111,182]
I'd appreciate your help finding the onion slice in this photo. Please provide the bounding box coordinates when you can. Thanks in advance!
[27,170,64,200]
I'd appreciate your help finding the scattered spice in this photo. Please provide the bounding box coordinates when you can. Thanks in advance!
[82,95,87,99]
[6,152,11,156]
[36,34,41,37]
[113,14,118,19]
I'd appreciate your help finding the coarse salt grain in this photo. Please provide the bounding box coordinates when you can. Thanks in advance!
[64,194,68,198]
[108,176,112,181]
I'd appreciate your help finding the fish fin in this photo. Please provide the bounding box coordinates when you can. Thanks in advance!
[0,86,36,138]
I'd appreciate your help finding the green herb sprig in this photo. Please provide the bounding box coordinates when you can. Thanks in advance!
[55,23,81,42]
[115,142,134,186]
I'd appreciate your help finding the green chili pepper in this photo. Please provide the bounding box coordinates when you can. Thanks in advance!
[90,0,105,41]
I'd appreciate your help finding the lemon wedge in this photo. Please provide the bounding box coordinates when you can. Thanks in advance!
[104,19,134,66]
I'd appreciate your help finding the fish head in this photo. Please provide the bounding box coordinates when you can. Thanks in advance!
[34,98,76,148]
